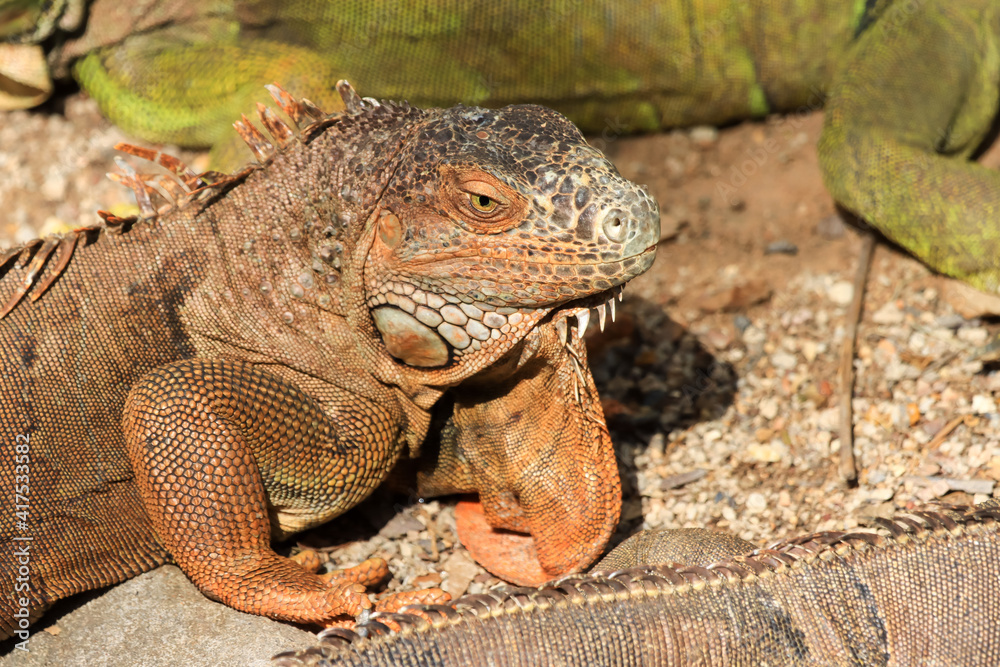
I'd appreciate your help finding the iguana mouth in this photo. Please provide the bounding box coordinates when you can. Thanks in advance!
[550,284,624,342]
[546,241,656,341]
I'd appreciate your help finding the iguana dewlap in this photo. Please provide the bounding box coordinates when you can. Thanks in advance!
[0,82,659,638]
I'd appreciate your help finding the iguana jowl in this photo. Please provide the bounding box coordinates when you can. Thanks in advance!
[0,82,659,637]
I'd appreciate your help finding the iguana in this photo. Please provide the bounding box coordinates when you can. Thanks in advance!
[2,0,997,292]
[0,82,659,640]
[274,501,1000,666]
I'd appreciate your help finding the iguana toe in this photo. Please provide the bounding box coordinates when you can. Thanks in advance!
[374,587,451,613]
[321,557,391,589]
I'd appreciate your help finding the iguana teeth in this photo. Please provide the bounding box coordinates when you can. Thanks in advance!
[618,286,624,302]
[609,296,616,323]
[575,309,590,339]
[555,317,568,343]
[596,303,607,332]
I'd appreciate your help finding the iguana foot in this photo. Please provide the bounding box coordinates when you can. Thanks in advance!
[289,549,324,572]
[299,554,448,617]
[454,499,549,585]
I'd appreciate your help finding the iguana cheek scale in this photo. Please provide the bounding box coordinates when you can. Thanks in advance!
[0,82,658,637]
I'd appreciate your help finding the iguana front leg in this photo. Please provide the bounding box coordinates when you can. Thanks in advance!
[418,320,620,585]
[122,358,400,623]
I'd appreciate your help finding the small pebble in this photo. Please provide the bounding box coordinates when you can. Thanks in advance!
[770,351,797,370]
[972,394,998,415]
[745,439,787,463]
[759,398,780,421]
[764,240,798,255]
[872,302,905,325]
[746,493,768,513]
[689,125,719,147]
[828,281,854,306]
[814,214,846,239]
[441,550,481,599]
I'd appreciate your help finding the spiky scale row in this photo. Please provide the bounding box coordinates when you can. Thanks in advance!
[274,503,1000,666]
[0,83,356,321]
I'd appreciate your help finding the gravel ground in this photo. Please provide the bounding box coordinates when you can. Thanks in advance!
[3,92,999,619]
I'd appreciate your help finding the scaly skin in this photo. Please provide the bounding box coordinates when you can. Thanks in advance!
[1,1,863,143]
[818,0,1000,292]
[276,502,1000,666]
[0,83,659,639]
[6,2,997,290]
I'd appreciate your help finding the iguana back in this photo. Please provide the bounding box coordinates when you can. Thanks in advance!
[278,502,1000,666]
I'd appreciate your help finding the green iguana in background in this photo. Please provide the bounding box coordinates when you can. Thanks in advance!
[2,0,998,293]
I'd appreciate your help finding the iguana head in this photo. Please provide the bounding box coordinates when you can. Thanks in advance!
[359,102,659,376]
[332,85,658,584]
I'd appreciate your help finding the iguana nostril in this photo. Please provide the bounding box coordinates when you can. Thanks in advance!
[602,209,628,242]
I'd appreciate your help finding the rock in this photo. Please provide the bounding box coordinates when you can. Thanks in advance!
[411,572,443,588]
[745,439,788,464]
[689,125,719,147]
[866,487,896,502]
[700,279,772,313]
[746,492,768,513]
[705,327,733,350]
[741,324,767,346]
[764,240,798,255]
[957,327,990,346]
[814,214,846,239]
[0,567,314,667]
[770,351,797,370]
[378,512,426,538]
[659,468,708,491]
[872,302,905,325]
[40,171,67,201]
[939,277,1000,318]
[972,394,998,415]
[759,398,780,421]
[440,550,481,599]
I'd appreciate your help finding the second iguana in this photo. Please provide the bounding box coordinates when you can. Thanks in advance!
[0,82,659,638]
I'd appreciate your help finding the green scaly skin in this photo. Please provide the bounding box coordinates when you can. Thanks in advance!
[4,1,997,292]
[818,0,1000,293]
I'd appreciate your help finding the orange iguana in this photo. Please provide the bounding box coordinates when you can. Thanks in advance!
[0,82,659,639]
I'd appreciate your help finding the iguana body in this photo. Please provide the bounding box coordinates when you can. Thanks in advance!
[276,502,1000,666]
[0,83,659,639]
[2,0,997,291]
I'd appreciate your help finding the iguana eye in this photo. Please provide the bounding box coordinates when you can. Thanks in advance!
[443,167,525,232]
[470,194,498,213]
[460,180,507,218]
